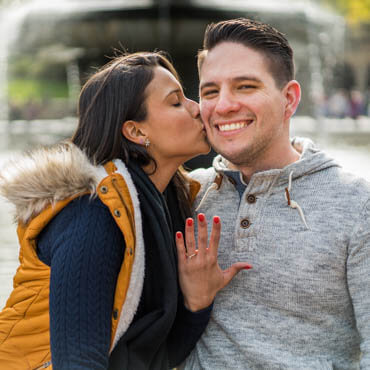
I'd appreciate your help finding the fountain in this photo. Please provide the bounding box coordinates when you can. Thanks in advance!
[1,0,361,166]
[0,2,31,122]
[0,0,345,121]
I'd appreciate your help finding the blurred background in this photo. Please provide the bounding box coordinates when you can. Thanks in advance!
[0,0,369,305]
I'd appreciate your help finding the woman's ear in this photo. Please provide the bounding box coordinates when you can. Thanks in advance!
[121,120,146,145]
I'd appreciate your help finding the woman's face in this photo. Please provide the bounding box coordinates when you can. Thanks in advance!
[139,66,210,166]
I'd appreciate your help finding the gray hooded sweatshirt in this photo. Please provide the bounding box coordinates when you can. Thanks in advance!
[184,138,370,370]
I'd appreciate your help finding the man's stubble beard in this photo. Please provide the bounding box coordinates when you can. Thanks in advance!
[210,133,271,168]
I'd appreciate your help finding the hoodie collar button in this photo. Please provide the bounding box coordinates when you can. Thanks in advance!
[240,218,251,229]
[246,194,256,204]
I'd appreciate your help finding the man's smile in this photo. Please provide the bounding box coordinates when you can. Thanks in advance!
[213,119,254,134]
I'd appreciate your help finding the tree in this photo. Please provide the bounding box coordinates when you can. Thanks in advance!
[322,0,370,24]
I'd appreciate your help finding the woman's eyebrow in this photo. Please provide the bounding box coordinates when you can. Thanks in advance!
[165,88,182,99]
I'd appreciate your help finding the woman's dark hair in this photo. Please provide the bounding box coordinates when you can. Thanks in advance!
[72,51,192,218]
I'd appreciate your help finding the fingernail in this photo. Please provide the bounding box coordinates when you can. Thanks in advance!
[244,265,252,270]
[187,218,193,227]
[176,232,182,239]
[213,216,220,224]
[198,213,205,222]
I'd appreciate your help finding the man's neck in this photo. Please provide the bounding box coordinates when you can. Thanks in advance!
[229,146,301,183]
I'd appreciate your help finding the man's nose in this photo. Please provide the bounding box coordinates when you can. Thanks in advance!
[214,90,240,115]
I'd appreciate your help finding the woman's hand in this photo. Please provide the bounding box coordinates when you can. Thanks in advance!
[175,214,252,312]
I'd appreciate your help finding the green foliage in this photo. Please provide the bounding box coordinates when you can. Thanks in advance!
[8,78,68,104]
[322,0,370,24]
[9,55,67,80]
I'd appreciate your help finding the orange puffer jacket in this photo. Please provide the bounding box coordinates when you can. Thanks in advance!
[0,144,146,369]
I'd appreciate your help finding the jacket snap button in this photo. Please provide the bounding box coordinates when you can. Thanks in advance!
[114,209,121,217]
[100,186,108,194]
[246,194,256,204]
[240,218,251,229]
[113,309,118,320]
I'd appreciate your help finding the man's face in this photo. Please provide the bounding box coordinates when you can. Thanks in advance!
[199,42,290,167]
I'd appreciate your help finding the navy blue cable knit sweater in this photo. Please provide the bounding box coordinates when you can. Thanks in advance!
[37,196,124,369]
[37,169,211,369]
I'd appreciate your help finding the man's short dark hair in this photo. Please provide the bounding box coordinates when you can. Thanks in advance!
[198,18,294,89]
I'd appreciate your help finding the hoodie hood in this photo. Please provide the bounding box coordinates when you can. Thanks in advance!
[212,137,340,185]
[195,137,341,230]
[0,142,99,224]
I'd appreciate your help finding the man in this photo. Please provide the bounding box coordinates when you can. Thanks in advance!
[185,18,370,369]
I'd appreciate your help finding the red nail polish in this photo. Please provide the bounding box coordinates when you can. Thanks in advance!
[213,216,220,224]
[187,218,193,227]
[198,214,205,222]
[176,232,182,239]
[244,265,252,270]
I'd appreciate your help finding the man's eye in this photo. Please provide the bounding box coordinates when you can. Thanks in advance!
[239,85,255,90]
[173,102,181,107]
[202,90,218,97]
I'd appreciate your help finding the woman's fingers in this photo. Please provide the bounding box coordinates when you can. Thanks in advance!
[177,214,253,311]
[185,217,197,257]
[221,262,253,289]
[175,231,187,265]
[209,216,221,258]
[181,214,221,261]
[196,213,208,256]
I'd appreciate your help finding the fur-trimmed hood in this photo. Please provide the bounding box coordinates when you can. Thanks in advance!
[0,142,99,224]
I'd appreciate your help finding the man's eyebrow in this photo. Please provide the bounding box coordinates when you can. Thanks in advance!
[233,76,262,83]
[200,76,262,90]
[199,82,217,90]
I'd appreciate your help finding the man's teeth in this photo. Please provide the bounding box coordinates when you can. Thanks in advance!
[218,122,247,132]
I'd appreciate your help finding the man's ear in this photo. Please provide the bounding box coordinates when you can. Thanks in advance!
[121,120,146,145]
[283,80,301,121]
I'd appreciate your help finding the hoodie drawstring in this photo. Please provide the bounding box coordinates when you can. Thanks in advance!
[195,174,223,212]
[285,171,310,230]
[196,171,309,230]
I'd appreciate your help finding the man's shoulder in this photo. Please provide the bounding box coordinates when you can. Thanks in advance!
[334,167,370,194]
[321,166,370,211]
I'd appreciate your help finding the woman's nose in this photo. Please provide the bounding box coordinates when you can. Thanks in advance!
[187,98,201,119]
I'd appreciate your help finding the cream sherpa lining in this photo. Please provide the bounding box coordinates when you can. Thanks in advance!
[106,159,145,352]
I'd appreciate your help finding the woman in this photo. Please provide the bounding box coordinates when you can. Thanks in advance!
[0,52,249,369]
